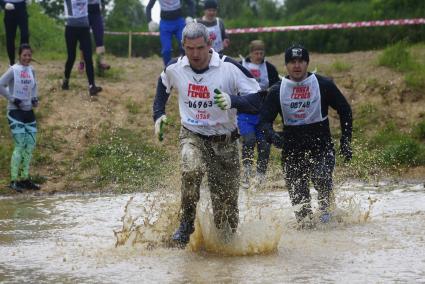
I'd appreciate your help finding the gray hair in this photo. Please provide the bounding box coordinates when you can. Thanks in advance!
[181,22,210,44]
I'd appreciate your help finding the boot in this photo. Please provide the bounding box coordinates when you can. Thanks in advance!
[9,181,24,193]
[89,85,102,96]
[172,221,194,247]
[61,79,69,90]
[21,179,41,190]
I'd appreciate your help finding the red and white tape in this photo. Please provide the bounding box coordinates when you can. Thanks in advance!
[105,18,425,36]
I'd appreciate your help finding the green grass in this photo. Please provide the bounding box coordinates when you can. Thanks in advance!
[331,60,352,72]
[412,119,425,140]
[378,42,415,72]
[80,128,170,192]
[405,67,425,91]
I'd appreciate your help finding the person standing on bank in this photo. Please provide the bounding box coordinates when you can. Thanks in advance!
[152,22,262,247]
[259,45,352,224]
[239,40,279,188]
[77,0,110,74]
[0,0,31,66]
[146,0,195,66]
[62,0,102,96]
[195,0,229,54]
[0,44,40,192]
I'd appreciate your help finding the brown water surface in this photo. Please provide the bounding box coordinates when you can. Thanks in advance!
[1,181,424,283]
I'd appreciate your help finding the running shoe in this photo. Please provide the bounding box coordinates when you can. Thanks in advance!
[21,179,41,190]
[9,181,24,193]
[89,85,102,96]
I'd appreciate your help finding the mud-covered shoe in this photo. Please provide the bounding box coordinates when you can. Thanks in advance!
[89,85,102,96]
[61,79,69,90]
[9,181,24,193]
[21,179,41,190]
[172,221,194,247]
[78,61,85,73]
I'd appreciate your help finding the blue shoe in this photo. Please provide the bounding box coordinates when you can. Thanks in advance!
[320,212,331,223]
[172,221,194,247]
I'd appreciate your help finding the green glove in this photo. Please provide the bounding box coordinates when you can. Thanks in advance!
[213,89,231,110]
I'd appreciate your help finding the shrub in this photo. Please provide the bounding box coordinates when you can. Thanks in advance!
[83,128,169,191]
[378,42,416,72]
[381,137,422,166]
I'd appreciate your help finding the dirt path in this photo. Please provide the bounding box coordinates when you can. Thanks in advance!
[3,50,424,193]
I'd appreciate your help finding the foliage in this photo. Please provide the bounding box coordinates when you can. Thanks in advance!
[378,42,415,72]
[0,4,65,56]
[105,0,146,31]
[412,119,425,140]
[82,128,169,191]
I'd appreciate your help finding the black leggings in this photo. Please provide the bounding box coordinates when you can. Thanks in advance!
[3,2,29,66]
[64,26,95,86]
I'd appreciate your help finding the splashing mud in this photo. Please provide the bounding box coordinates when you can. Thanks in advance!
[1,181,424,283]
[113,180,376,256]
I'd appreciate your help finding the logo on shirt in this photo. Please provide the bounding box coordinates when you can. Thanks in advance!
[291,86,310,99]
[188,83,210,99]
[249,68,261,79]
[209,31,217,41]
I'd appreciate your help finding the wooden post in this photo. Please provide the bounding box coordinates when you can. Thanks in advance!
[128,31,132,59]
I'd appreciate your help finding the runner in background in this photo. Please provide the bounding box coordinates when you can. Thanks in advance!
[62,0,102,96]
[77,0,111,75]
[146,0,195,66]
[0,0,31,66]
[239,40,279,188]
[0,44,40,192]
[195,0,229,54]
[259,44,352,226]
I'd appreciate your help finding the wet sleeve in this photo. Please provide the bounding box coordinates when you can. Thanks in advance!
[326,80,353,144]
[230,91,266,114]
[258,84,284,147]
[146,0,156,22]
[0,68,14,101]
[153,74,171,122]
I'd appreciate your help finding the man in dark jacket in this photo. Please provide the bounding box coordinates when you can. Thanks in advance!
[259,44,352,225]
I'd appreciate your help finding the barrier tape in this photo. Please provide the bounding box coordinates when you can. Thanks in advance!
[105,18,425,36]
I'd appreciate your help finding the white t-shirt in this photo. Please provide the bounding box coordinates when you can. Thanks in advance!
[242,59,269,90]
[279,74,326,126]
[12,64,35,101]
[160,50,260,135]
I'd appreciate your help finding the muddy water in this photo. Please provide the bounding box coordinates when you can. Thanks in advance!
[1,181,424,283]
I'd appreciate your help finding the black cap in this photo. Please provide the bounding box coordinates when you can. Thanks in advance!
[204,0,218,10]
[284,45,309,64]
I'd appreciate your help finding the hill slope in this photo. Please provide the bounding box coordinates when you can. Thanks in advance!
[0,48,424,194]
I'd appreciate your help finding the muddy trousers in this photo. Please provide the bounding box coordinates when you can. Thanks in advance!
[179,127,240,232]
[7,110,37,181]
[283,148,335,222]
[241,132,271,177]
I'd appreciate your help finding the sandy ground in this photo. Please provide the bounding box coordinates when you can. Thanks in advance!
[2,50,424,193]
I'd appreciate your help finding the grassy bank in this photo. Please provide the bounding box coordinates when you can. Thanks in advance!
[0,43,424,194]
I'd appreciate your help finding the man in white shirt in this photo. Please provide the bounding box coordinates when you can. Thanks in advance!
[152,22,263,247]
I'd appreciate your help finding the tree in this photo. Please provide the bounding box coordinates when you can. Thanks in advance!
[105,0,146,31]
